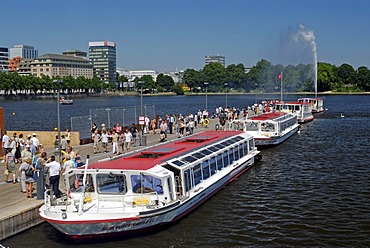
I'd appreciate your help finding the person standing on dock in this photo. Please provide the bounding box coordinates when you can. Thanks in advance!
[124,129,133,153]
[44,155,61,198]
[92,130,101,154]
[2,131,10,162]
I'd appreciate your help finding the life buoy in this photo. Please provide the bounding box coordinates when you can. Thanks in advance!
[60,150,67,163]
[203,118,210,126]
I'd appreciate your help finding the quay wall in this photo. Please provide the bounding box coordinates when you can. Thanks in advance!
[0,203,44,241]
[8,131,80,147]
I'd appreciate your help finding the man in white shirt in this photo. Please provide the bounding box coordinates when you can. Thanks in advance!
[2,131,10,162]
[44,155,61,198]
[124,129,133,153]
[31,133,39,150]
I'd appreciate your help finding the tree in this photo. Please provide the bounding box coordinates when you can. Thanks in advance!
[183,69,201,91]
[156,73,175,92]
[356,66,370,91]
[202,62,227,90]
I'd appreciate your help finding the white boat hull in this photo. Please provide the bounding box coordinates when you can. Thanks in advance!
[254,125,299,146]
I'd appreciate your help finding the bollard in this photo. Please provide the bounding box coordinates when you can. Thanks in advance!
[36,165,45,200]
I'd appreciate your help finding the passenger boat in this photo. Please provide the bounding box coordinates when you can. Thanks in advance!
[274,101,314,123]
[243,112,299,146]
[297,97,324,113]
[39,131,261,240]
[60,97,73,105]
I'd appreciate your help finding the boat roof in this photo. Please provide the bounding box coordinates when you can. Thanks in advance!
[249,112,285,121]
[87,130,243,171]
[298,97,323,100]
[276,101,311,105]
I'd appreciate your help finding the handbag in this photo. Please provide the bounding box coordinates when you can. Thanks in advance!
[25,166,33,177]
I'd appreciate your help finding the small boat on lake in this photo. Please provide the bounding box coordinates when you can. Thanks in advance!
[60,97,73,105]
[243,112,299,146]
[274,101,314,123]
[39,130,261,241]
[297,97,324,113]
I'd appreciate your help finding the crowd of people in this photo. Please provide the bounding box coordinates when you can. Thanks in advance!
[2,130,81,199]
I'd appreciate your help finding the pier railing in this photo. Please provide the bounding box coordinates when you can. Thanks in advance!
[70,104,156,139]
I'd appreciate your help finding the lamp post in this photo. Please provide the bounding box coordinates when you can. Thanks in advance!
[224,83,228,108]
[254,83,258,104]
[204,82,209,111]
[139,81,143,116]
[53,79,63,162]
[106,108,111,128]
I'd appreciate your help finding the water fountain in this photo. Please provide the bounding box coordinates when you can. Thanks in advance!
[292,24,318,97]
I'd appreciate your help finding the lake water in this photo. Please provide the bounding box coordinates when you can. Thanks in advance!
[1,94,370,247]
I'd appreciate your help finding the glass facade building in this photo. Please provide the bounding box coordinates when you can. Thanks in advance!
[9,45,38,59]
[0,47,9,71]
[88,41,116,84]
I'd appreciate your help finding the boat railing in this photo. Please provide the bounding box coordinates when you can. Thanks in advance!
[44,189,52,209]
[96,192,160,212]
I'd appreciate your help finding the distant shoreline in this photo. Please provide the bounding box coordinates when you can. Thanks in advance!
[0,91,369,101]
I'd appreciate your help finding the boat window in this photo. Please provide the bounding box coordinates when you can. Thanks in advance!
[193,164,202,186]
[223,151,229,167]
[244,141,249,154]
[239,144,244,158]
[192,152,204,159]
[131,174,163,194]
[248,139,254,151]
[261,122,275,132]
[209,157,217,175]
[183,156,197,163]
[207,146,218,153]
[229,149,235,164]
[97,174,126,194]
[200,149,212,156]
[69,174,95,193]
[202,160,210,180]
[234,146,240,161]
[184,169,192,192]
[215,143,226,149]
[167,177,174,201]
[216,154,223,170]
[172,160,185,167]
[245,122,259,131]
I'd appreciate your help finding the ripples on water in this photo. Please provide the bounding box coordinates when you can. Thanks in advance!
[2,94,370,247]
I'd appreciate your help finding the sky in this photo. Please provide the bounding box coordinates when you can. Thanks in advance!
[1,0,370,72]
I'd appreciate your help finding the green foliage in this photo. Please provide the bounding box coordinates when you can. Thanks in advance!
[0,71,105,95]
[156,73,175,91]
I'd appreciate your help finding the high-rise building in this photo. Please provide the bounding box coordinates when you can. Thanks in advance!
[89,41,116,84]
[0,47,9,71]
[9,45,38,59]
[205,55,225,67]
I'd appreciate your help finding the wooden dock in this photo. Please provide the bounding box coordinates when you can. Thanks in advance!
[0,119,219,240]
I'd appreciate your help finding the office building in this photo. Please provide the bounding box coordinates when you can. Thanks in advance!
[62,49,87,60]
[89,41,116,84]
[30,53,93,79]
[9,45,38,59]
[0,47,9,71]
[205,55,225,67]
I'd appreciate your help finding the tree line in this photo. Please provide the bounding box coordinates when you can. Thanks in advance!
[0,59,369,96]
[182,60,370,93]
